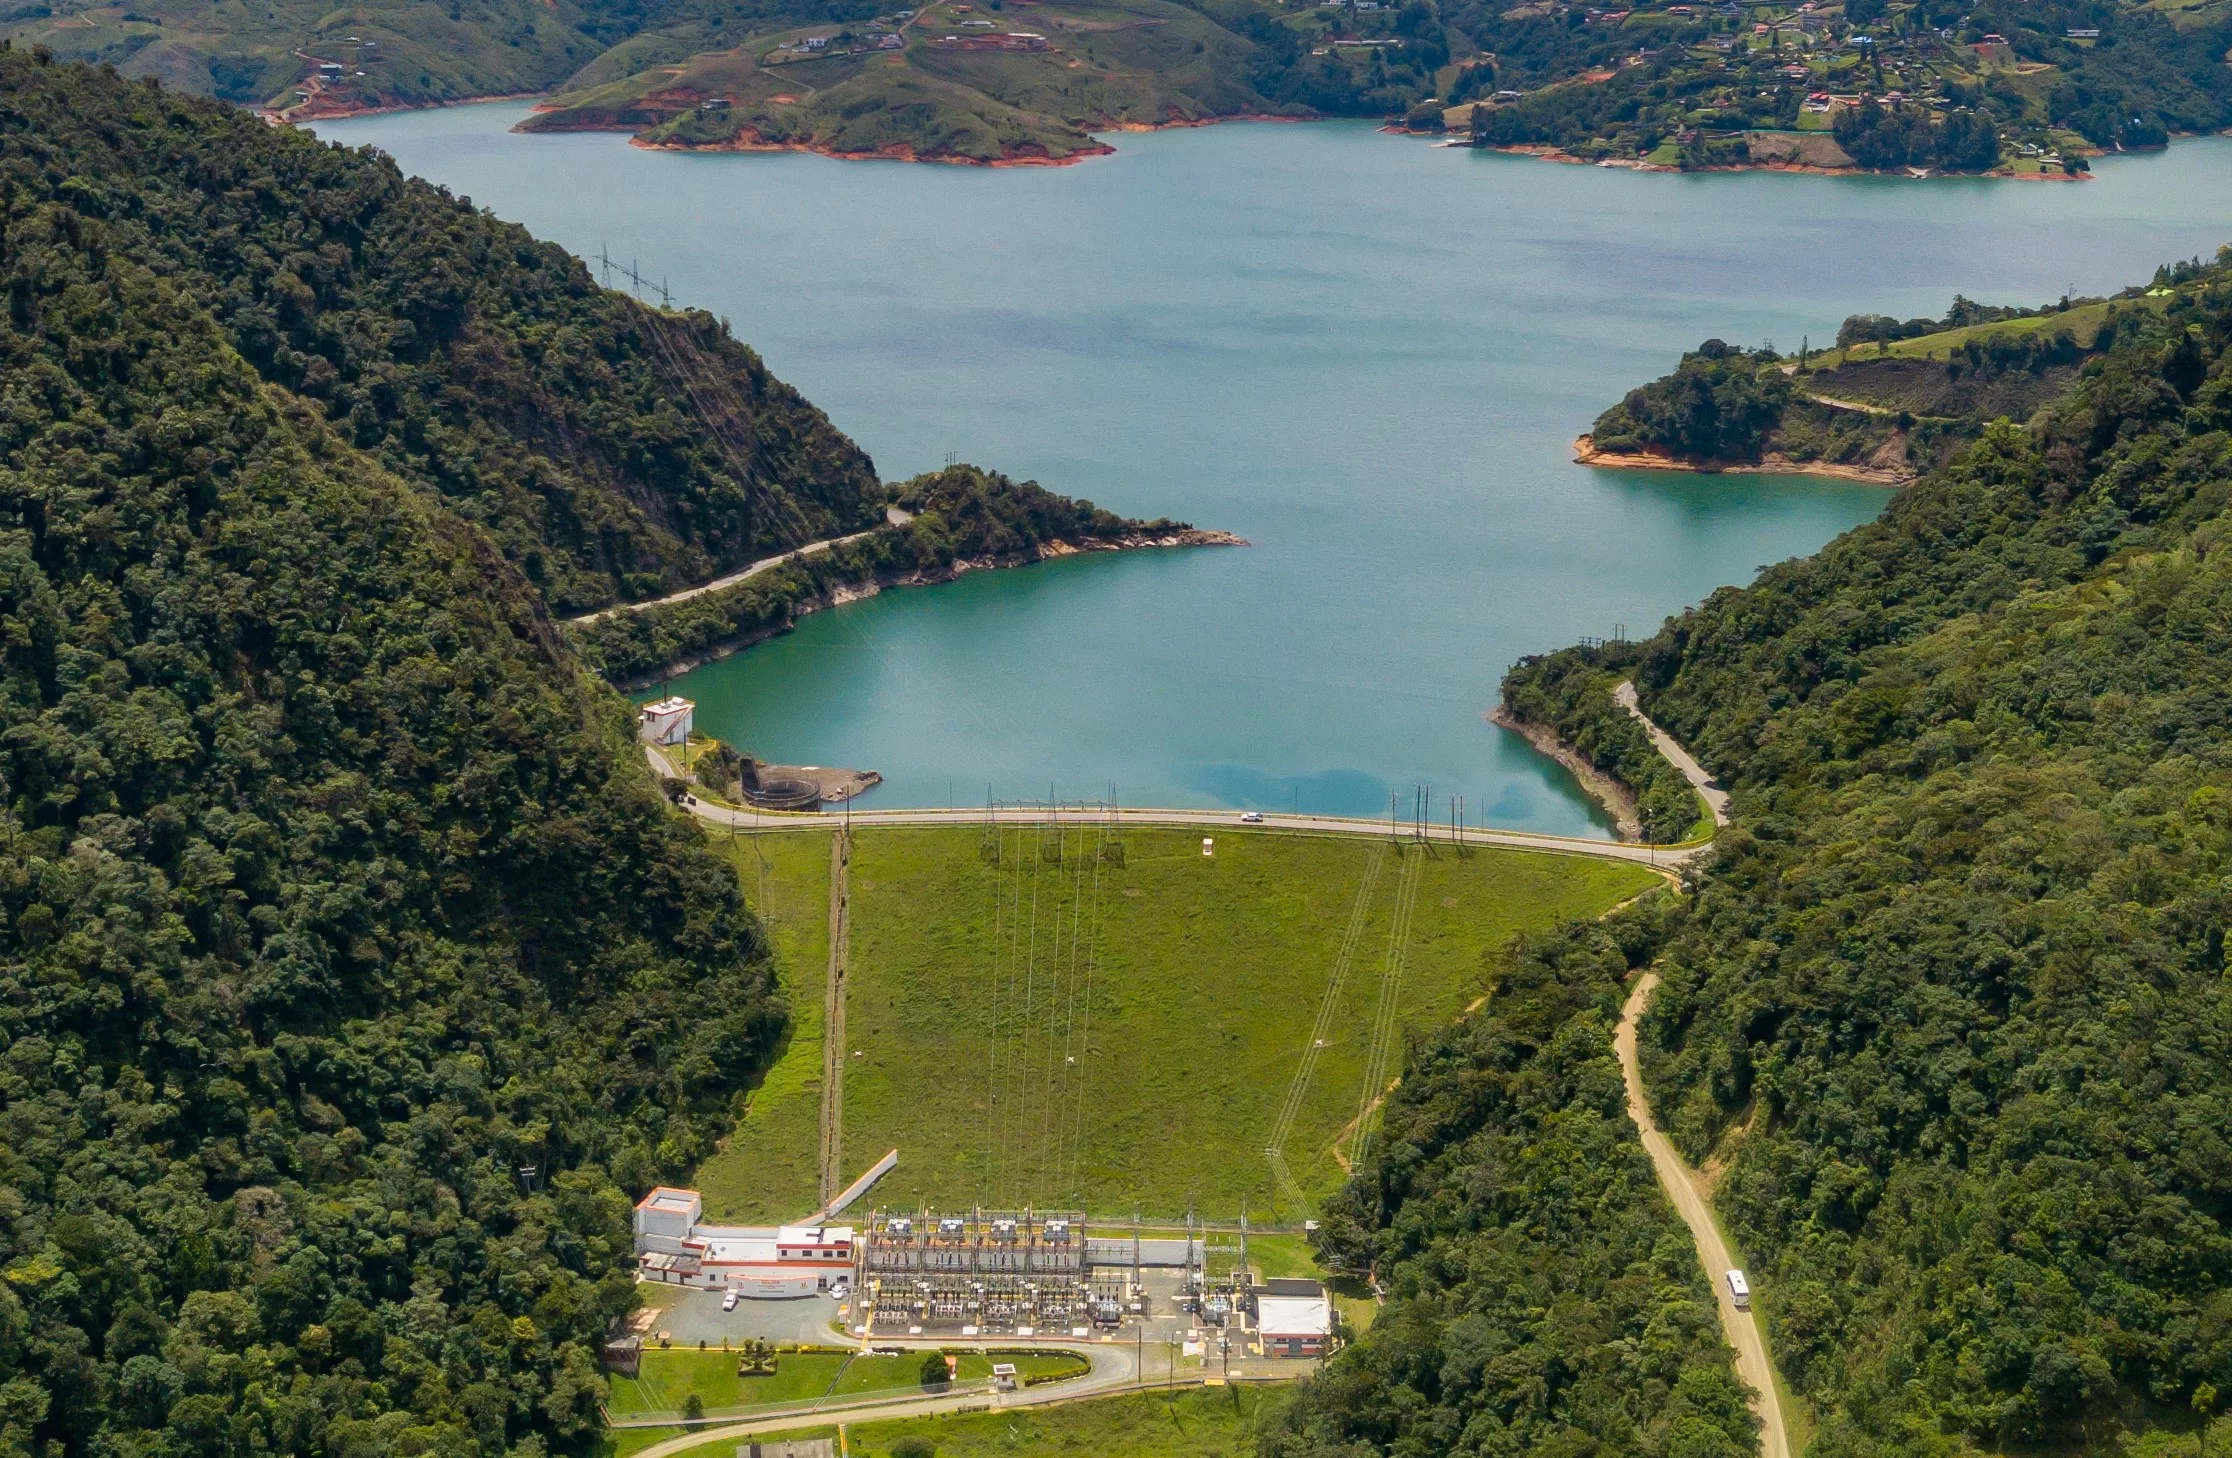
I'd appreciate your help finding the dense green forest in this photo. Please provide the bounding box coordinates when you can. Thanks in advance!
[0,48,793,1458]
[1268,900,1760,1458]
[1290,255,2232,1456]
[1588,339,1797,463]
[0,45,880,615]
[0,52,1186,1458]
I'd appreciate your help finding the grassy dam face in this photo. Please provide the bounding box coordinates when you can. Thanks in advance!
[701,824,1661,1222]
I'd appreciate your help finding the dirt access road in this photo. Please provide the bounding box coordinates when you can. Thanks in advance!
[1616,972,1789,1458]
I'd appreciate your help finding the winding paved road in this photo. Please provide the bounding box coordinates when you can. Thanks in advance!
[620,1341,1158,1458]
[1614,681,1730,827]
[569,527,886,626]
[1616,973,1788,1458]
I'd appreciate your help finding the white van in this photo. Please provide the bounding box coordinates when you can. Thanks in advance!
[1725,1270,1750,1310]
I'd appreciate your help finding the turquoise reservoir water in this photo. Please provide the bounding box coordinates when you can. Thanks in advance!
[319,108,2232,831]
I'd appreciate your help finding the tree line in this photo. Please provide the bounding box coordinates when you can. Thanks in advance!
[1285,251,2232,1456]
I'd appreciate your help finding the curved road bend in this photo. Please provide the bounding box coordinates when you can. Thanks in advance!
[1616,973,1789,1458]
[568,527,886,626]
[622,1342,1156,1458]
[1614,681,1731,828]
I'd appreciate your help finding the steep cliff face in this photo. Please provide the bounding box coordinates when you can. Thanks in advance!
[0,56,883,615]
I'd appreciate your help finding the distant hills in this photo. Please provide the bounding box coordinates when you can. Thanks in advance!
[1444,0,2232,176]
[8,0,2229,168]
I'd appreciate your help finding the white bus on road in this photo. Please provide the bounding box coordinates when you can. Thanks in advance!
[1725,1270,1751,1310]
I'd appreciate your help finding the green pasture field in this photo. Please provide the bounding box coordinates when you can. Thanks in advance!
[608,1347,1088,1422]
[695,823,1661,1222]
[635,1382,1288,1458]
[608,1350,855,1418]
[1238,1232,1315,1280]
[694,831,836,1221]
[1816,294,2173,368]
[830,1349,1085,1395]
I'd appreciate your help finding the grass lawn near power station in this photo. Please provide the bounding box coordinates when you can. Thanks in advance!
[608,1348,1090,1424]
[692,823,1662,1222]
[692,831,836,1222]
[618,1382,1289,1458]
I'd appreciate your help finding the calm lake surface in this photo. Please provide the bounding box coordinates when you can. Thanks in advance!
[319,108,2232,832]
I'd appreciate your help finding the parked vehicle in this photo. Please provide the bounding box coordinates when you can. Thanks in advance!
[722,1287,740,1311]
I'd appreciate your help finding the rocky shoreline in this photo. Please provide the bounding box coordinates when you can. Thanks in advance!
[1450,137,2095,182]
[623,131,1114,167]
[1487,705,1641,842]
[1571,434,1913,486]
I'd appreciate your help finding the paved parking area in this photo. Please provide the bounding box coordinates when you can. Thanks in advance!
[640,1287,846,1348]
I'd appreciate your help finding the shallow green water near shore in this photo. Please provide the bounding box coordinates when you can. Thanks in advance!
[319,108,2232,830]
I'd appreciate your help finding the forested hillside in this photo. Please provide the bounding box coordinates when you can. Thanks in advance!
[0,48,1208,1458]
[1267,901,1761,1458]
[0,50,882,616]
[0,47,798,1458]
[14,0,2232,175]
[1452,0,2232,175]
[1308,255,2232,1457]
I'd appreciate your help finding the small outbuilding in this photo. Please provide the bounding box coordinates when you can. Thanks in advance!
[639,696,694,746]
[1256,1279,1332,1358]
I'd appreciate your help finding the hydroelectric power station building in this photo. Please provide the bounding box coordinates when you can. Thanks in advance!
[631,1187,855,1299]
